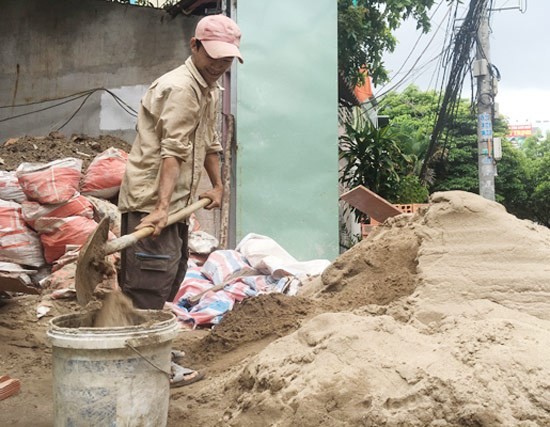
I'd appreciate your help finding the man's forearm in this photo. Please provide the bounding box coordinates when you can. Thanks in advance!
[156,157,182,210]
[204,152,222,189]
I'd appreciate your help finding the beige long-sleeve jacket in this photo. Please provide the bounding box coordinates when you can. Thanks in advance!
[118,57,223,216]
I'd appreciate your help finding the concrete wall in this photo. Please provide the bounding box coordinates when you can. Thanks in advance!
[0,0,220,236]
[0,0,198,143]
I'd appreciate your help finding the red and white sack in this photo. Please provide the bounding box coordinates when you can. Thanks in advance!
[0,171,27,203]
[21,194,94,232]
[81,147,128,198]
[16,157,82,204]
[0,199,45,267]
[39,216,99,264]
[188,213,201,233]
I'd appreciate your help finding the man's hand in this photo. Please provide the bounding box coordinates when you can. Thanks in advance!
[199,186,223,210]
[135,208,169,237]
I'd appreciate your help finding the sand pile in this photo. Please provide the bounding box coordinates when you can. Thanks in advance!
[186,191,550,426]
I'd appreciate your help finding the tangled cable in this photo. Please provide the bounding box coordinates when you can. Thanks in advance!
[0,88,138,131]
[419,0,491,182]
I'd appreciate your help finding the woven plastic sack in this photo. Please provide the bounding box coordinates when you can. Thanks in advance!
[201,250,255,286]
[81,147,128,198]
[0,171,27,203]
[85,195,121,237]
[39,216,98,264]
[0,199,45,267]
[172,266,213,305]
[16,158,82,204]
[21,194,94,232]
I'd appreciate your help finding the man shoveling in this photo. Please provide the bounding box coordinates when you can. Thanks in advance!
[117,14,244,387]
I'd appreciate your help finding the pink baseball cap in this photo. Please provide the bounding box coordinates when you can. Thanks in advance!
[195,15,243,64]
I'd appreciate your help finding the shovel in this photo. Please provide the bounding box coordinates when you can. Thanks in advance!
[75,198,211,306]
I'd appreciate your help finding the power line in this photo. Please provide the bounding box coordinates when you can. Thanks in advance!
[0,88,138,127]
[420,0,491,182]
[385,1,446,84]
[376,3,452,97]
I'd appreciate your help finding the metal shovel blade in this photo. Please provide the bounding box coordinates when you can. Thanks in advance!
[75,216,110,306]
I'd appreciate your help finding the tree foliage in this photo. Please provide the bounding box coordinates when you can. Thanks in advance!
[339,113,408,203]
[519,132,550,226]
[377,85,550,226]
[338,108,428,222]
[338,0,445,86]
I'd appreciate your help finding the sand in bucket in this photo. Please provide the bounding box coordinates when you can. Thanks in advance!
[92,290,145,328]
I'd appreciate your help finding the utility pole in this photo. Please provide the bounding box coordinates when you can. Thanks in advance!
[474,6,497,201]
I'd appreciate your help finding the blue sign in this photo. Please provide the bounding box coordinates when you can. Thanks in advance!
[479,113,492,138]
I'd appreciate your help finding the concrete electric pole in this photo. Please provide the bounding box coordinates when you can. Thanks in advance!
[474,6,497,201]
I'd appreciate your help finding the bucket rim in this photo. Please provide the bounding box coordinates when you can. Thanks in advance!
[47,309,180,350]
[48,309,176,333]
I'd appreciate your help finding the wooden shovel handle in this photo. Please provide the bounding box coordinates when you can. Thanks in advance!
[104,198,211,255]
[187,283,225,305]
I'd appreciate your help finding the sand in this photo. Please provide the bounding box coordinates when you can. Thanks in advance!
[92,290,144,328]
[1,190,550,426]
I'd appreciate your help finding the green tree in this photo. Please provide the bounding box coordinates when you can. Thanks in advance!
[429,100,480,193]
[495,140,533,220]
[380,86,440,178]
[338,0,450,86]
[379,85,539,221]
[521,132,550,159]
[339,111,411,207]
[522,132,550,226]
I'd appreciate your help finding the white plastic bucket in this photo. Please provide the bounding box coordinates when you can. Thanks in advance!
[47,310,179,427]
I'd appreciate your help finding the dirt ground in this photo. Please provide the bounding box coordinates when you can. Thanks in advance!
[0,132,131,172]
[2,134,550,426]
[0,163,421,426]
[0,224,418,427]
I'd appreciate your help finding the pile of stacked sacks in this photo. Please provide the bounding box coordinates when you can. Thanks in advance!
[0,147,331,325]
[0,148,127,314]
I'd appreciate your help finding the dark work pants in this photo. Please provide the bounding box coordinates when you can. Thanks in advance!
[120,212,189,310]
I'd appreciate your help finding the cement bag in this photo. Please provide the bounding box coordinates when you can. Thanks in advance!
[236,233,331,279]
[81,147,128,198]
[0,171,27,203]
[39,216,98,264]
[85,195,121,237]
[189,230,219,254]
[0,199,45,267]
[21,194,94,232]
[16,158,82,204]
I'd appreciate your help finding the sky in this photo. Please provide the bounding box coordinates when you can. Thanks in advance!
[379,0,549,130]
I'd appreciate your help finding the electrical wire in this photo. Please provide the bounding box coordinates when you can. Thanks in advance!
[56,92,95,131]
[384,0,446,84]
[0,92,91,124]
[375,51,445,103]
[0,88,138,128]
[437,0,461,80]
[419,0,491,181]
[376,3,452,97]
[0,90,95,109]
